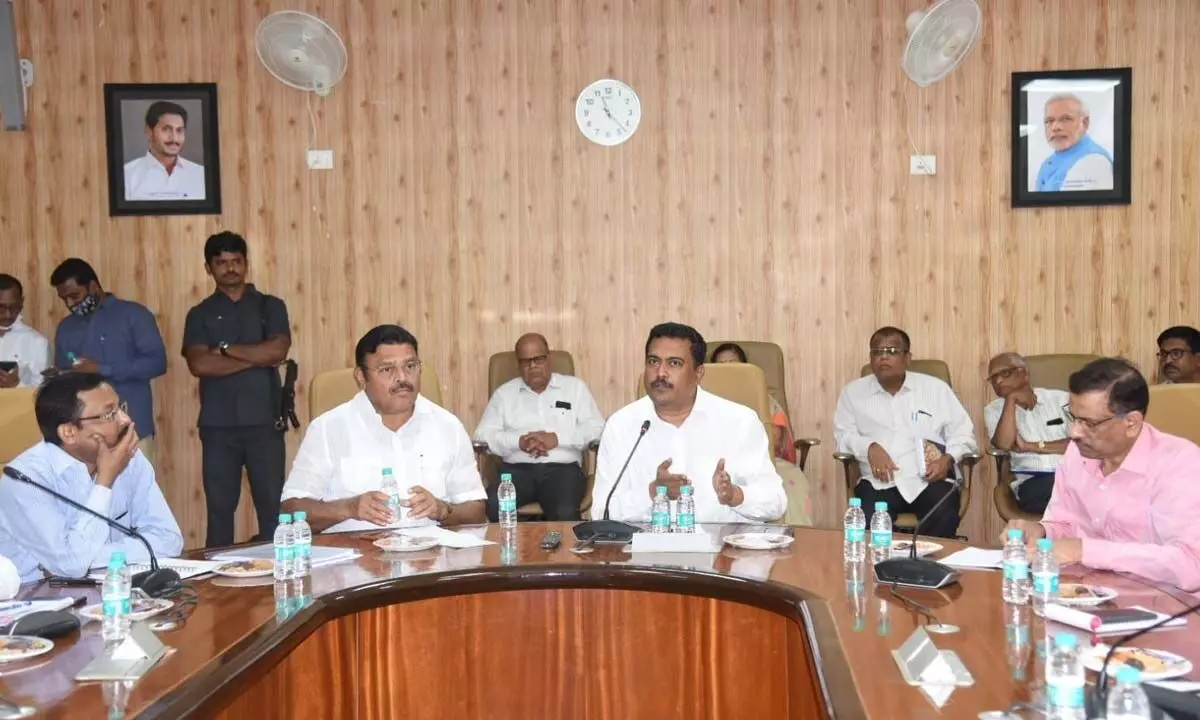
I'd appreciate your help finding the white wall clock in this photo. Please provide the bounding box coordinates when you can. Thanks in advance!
[575,78,641,146]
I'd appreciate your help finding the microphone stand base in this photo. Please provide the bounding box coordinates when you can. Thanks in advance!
[133,568,182,598]
[873,557,959,589]
[572,519,640,544]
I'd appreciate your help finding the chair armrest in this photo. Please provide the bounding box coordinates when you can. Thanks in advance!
[958,452,982,467]
[832,451,856,465]
[472,441,489,456]
[587,439,600,452]
[793,437,820,472]
[986,447,1010,458]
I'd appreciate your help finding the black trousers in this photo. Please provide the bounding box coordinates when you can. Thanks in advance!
[1014,472,1055,516]
[856,479,961,538]
[200,424,286,548]
[486,462,587,522]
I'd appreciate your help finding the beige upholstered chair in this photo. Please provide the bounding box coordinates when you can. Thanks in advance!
[1146,384,1200,445]
[0,388,40,464]
[308,363,443,420]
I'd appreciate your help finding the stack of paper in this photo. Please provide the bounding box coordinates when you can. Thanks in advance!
[211,543,361,568]
[396,527,494,548]
[939,548,1004,570]
[88,558,228,582]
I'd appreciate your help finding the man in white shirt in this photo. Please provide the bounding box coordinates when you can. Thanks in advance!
[281,325,487,533]
[1156,326,1200,385]
[475,333,605,521]
[590,323,787,524]
[123,101,206,201]
[983,352,1070,515]
[833,327,977,538]
[0,274,50,388]
[0,553,17,599]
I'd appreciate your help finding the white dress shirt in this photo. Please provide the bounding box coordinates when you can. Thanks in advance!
[0,554,18,600]
[474,373,605,465]
[591,388,787,524]
[983,388,1070,490]
[123,152,206,201]
[283,392,487,534]
[834,371,978,503]
[0,318,50,387]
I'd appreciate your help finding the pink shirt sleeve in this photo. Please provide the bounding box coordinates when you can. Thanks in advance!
[1040,445,1086,540]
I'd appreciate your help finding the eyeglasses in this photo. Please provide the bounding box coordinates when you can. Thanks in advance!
[361,359,422,380]
[78,401,128,424]
[869,347,907,357]
[1062,406,1123,431]
[986,367,1021,384]
[517,355,548,368]
[1157,349,1192,362]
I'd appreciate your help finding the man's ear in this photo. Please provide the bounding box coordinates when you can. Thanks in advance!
[353,367,366,389]
[695,363,706,382]
[56,422,76,447]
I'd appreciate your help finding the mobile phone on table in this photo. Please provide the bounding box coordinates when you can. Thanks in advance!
[539,530,562,550]
[1092,608,1158,624]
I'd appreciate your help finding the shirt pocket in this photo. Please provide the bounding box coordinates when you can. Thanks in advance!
[416,452,451,500]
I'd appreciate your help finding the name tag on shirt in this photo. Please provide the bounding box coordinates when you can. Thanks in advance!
[555,401,572,410]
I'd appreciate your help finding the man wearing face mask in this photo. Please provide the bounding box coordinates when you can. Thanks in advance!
[0,373,182,582]
[49,259,167,467]
[0,274,50,388]
[280,325,487,533]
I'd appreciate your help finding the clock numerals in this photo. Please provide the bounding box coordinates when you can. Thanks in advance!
[577,79,640,146]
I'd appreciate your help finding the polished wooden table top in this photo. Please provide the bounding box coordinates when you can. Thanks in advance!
[3,523,1198,719]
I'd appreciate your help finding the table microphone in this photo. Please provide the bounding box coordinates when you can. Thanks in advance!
[2,465,181,598]
[1089,597,1200,714]
[572,420,651,543]
[872,477,962,589]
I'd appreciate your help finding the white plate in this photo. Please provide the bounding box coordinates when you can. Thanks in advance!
[212,559,276,578]
[891,540,943,557]
[1084,645,1193,681]
[1057,583,1117,606]
[78,597,173,622]
[724,533,794,551]
[0,636,54,664]
[374,535,440,553]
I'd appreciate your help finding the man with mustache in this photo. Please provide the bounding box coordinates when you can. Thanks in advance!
[0,274,50,388]
[183,232,291,547]
[590,322,787,524]
[281,325,487,533]
[1034,93,1114,192]
[0,372,182,582]
[123,101,207,201]
[1156,326,1200,384]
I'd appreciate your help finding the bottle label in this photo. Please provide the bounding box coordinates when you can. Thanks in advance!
[499,498,517,513]
[651,510,670,527]
[677,512,695,529]
[275,545,294,564]
[870,530,892,548]
[103,598,119,617]
[298,542,312,558]
[1032,571,1059,594]
[1003,560,1029,581]
[844,527,865,543]
[1047,680,1084,708]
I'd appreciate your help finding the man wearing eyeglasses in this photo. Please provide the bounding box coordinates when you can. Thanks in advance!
[0,373,182,582]
[983,353,1070,515]
[1156,326,1200,385]
[280,325,487,533]
[474,333,605,521]
[1003,358,1200,592]
[833,327,978,538]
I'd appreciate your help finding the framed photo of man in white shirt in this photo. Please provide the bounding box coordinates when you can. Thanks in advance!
[103,83,222,217]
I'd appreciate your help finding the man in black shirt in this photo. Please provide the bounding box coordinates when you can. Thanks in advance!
[182,231,291,547]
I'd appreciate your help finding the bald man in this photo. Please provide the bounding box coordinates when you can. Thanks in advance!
[474,334,605,520]
[983,352,1071,515]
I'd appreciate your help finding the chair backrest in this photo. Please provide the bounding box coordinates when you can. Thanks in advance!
[0,388,41,464]
[487,350,576,396]
[1146,384,1200,445]
[706,340,789,415]
[859,359,952,387]
[308,364,443,419]
[1023,353,1100,392]
[634,363,773,427]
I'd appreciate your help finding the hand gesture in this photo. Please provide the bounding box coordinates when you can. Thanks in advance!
[650,458,689,500]
[712,458,743,507]
[867,443,899,483]
[999,518,1045,548]
[519,432,548,457]
[533,431,559,451]
[349,491,395,526]
[93,425,139,487]
[924,454,953,482]
[402,485,446,521]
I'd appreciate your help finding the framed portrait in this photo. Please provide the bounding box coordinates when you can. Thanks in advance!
[103,83,221,217]
[1010,67,1132,208]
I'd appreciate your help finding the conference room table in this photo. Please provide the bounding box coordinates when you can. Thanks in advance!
[2,523,1197,719]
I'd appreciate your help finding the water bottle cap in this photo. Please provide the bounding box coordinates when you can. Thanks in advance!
[294,511,307,521]
[1054,633,1077,649]
[279,513,292,523]
[501,473,513,482]
[681,485,693,495]
[108,553,124,568]
[111,551,125,563]
[1115,665,1141,684]
[874,501,887,511]
[1037,538,1052,551]
[655,485,668,495]
[382,467,394,476]
[849,498,862,507]
[1007,528,1023,540]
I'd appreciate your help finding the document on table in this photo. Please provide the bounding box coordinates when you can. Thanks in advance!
[939,547,1004,570]
[397,526,495,548]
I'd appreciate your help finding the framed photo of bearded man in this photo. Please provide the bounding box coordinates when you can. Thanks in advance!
[1011,67,1132,208]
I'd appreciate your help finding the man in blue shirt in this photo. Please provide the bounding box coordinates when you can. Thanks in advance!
[1035,93,1114,193]
[0,372,182,583]
[49,258,167,468]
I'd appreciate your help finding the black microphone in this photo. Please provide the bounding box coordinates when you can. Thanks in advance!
[872,477,963,589]
[1090,598,1200,714]
[573,420,651,543]
[2,465,181,597]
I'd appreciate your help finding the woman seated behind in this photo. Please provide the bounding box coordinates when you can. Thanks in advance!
[710,343,797,464]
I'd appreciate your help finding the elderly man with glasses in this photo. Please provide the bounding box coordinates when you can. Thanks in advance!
[1004,358,1200,592]
[280,325,486,533]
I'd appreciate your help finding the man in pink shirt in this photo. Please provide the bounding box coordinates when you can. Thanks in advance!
[1005,358,1200,592]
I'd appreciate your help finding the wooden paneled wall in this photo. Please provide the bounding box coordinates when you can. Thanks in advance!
[2,1,1197,547]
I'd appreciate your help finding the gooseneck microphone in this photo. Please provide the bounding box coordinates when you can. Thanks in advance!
[872,477,963,589]
[2,465,181,597]
[573,420,651,543]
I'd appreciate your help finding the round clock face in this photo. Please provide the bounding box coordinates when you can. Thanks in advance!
[575,78,641,146]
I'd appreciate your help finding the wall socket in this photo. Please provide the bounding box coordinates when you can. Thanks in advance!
[306,149,334,170]
[909,155,936,175]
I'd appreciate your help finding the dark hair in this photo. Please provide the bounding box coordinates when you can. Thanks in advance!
[204,231,249,263]
[645,322,706,367]
[35,372,108,445]
[710,342,748,363]
[870,326,911,352]
[145,101,188,129]
[1157,326,1200,354]
[355,324,419,367]
[1068,357,1149,416]
[49,258,99,289]
[0,274,22,297]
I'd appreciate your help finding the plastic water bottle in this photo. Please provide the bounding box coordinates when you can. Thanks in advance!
[101,551,132,643]
[292,510,312,578]
[273,514,294,581]
[1031,538,1059,616]
[845,560,866,632]
[676,485,696,533]
[869,502,892,563]
[843,498,866,561]
[273,579,294,622]
[1005,602,1032,681]
[381,467,402,522]
[1045,633,1086,719]
[498,472,518,529]
[651,486,670,533]
[1003,528,1031,604]
[1107,666,1152,719]
[500,526,518,565]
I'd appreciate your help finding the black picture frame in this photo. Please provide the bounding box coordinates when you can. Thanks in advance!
[103,83,221,217]
[1010,67,1132,208]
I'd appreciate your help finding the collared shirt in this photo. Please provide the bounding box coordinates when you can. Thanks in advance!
[0,318,50,387]
[1042,424,1200,592]
[282,392,487,534]
[54,295,167,437]
[833,371,978,503]
[181,285,290,428]
[474,373,605,465]
[983,388,1070,490]
[123,153,206,201]
[591,388,787,524]
[0,554,17,599]
[0,442,183,583]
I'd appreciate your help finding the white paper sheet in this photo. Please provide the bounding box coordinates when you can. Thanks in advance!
[397,526,495,548]
[939,547,1004,570]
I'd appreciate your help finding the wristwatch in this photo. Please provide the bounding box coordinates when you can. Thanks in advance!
[218,342,230,357]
